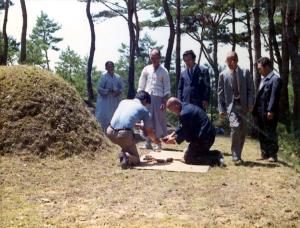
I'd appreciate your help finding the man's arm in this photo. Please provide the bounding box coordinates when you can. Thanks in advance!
[267,77,282,119]
[144,127,161,144]
[137,67,147,91]
[97,75,109,96]
[218,73,227,117]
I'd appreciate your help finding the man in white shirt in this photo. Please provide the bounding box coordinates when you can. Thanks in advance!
[138,48,171,150]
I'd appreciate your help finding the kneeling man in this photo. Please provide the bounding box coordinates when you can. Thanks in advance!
[107,90,161,169]
[163,97,225,167]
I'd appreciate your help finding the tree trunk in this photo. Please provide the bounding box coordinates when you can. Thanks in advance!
[175,0,181,94]
[279,1,290,130]
[232,2,236,51]
[44,49,50,70]
[86,0,95,103]
[246,9,254,78]
[267,0,274,64]
[127,0,136,99]
[286,0,300,130]
[212,26,219,109]
[0,0,9,65]
[163,0,175,72]
[20,0,27,64]
[253,0,261,91]
[134,9,140,57]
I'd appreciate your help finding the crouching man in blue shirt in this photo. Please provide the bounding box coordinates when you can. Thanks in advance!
[162,97,225,167]
[107,90,161,169]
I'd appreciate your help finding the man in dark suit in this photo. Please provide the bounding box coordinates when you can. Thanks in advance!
[162,97,225,167]
[177,50,210,111]
[253,57,282,162]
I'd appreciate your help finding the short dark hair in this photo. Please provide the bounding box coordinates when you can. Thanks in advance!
[183,50,196,60]
[105,61,114,68]
[257,57,273,69]
[135,90,151,104]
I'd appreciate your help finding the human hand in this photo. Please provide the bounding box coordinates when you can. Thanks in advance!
[267,112,274,120]
[202,101,209,110]
[248,105,253,113]
[161,135,176,144]
[160,103,166,110]
[219,112,227,118]
[134,122,143,130]
[153,137,161,145]
[112,91,120,97]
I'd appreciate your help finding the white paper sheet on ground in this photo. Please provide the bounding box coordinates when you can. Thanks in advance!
[134,150,210,173]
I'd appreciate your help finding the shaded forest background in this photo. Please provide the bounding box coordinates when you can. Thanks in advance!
[0,0,299,164]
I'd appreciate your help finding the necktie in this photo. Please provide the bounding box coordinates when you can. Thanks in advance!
[232,70,239,98]
[188,68,193,79]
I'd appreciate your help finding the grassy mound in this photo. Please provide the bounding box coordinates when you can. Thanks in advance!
[0,65,110,158]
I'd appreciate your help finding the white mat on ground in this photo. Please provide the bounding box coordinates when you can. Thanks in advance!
[134,150,210,173]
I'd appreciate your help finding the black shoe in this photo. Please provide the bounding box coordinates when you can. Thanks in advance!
[119,152,130,169]
[268,156,278,163]
[218,157,227,168]
[234,159,243,166]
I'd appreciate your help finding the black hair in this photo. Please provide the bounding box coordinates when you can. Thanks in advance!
[135,90,151,104]
[105,61,114,68]
[183,50,196,60]
[257,57,273,69]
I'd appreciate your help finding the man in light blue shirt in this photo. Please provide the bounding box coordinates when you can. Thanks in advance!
[107,90,161,169]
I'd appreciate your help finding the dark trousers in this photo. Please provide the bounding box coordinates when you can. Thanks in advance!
[184,138,222,166]
[257,116,279,158]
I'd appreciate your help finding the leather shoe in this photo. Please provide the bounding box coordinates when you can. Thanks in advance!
[218,158,226,168]
[268,156,277,163]
[256,156,269,161]
[233,159,243,166]
[119,152,130,169]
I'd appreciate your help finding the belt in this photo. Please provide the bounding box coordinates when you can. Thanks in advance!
[109,125,132,131]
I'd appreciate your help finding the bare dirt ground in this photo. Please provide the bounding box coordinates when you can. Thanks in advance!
[1,136,300,227]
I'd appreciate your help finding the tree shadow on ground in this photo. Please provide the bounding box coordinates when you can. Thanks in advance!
[242,161,280,168]
[162,148,182,152]
[222,152,232,156]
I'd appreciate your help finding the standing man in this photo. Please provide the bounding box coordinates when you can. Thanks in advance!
[177,50,210,110]
[107,91,161,169]
[138,48,171,150]
[162,97,225,167]
[95,61,123,132]
[218,51,255,165]
[253,57,282,162]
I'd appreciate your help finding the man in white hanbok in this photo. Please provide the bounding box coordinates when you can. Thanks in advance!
[138,49,171,150]
[95,61,123,132]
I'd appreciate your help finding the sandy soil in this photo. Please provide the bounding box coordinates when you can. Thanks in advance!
[1,136,300,227]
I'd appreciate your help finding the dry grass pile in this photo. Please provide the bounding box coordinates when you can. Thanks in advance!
[0,65,110,158]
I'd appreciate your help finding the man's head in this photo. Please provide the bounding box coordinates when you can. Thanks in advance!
[225,51,238,70]
[183,50,196,69]
[105,61,115,75]
[135,90,151,106]
[150,48,161,69]
[166,97,182,116]
[257,57,273,77]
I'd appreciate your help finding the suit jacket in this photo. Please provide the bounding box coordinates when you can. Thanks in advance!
[177,65,210,110]
[218,66,255,114]
[175,103,215,144]
[253,72,282,120]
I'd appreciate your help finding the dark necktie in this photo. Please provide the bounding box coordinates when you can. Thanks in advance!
[232,70,239,98]
[188,68,193,79]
